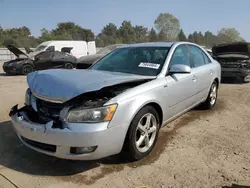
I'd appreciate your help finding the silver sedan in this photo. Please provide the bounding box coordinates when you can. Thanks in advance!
[10,42,221,161]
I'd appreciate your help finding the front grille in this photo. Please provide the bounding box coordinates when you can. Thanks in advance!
[36,99,64,119]
[220,62,239,68]
[21,136,56,152]
[3,66,14,71]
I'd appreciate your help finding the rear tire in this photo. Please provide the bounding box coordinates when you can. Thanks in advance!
[21,64,34,75]
[200,81,218,109]
[123,106,160,161]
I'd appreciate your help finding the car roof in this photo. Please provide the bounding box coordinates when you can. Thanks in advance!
[120,42,176,48]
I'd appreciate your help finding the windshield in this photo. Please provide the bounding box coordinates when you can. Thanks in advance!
[34,45,47,52]
[97,44,122,54]
[90,46,170,76]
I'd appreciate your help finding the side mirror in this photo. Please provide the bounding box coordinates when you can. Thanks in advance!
[169,64,191,74]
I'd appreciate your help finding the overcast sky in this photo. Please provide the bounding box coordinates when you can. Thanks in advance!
[0,0,249,40]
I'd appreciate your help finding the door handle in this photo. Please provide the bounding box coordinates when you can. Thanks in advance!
[192,75,197,82]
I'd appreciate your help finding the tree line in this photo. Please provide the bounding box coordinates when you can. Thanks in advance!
[0,12,245,48]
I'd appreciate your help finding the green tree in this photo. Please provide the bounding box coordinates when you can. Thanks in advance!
[154,13,180,41]
[204,31,217,47]
[51,22,94,41]
[158,30,167,41]
[102,23,118,37]
[178,29,187,41]
[188,34,194,42]
[148,28,158,42]
[96,23,120,46]
[198,32,204,45]
[0,26,3,46]
[134,25,148,42]
[217,28,244,43]
[118,20,136,43]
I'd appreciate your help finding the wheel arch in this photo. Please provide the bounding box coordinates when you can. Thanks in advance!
[214,77,219,88]
[64,62,75,68]
[21,63,35,74]
[122,101,164,152]
[128,101,163,128]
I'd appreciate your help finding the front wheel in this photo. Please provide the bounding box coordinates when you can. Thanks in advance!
[65,63,74,69]
[21,64,34,75]
[124,106,160,161]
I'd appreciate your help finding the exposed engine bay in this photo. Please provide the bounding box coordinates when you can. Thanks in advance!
[10,80,151,129]
[215,56,250,69]
[212,42,250,83]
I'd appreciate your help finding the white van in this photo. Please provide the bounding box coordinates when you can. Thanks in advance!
[33,40,96,58]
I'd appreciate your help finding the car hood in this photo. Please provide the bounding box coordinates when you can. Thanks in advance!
[212,42,250,57]
[6,45,29,58]
[77,54,104,64]
[27,69,155,103]
[3,58,29,66]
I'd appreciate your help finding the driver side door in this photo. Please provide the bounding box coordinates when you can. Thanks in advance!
[163,44,198,120]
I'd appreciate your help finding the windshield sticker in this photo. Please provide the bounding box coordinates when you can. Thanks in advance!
[138,62,160,69]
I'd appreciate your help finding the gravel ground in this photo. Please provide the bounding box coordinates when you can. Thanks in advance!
[0,64,249,188]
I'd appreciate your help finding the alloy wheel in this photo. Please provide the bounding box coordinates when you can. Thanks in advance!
[135,113,157,153]
[209,83,217,106]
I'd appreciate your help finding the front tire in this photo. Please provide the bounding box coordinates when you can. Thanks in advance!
[21,64,34,75]
[65,63,74,69]
[201,81,218,109]
[124,106,160,161]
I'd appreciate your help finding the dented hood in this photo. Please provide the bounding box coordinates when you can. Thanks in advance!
[27,69,155,103]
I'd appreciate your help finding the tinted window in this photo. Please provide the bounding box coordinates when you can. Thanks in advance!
[91,47,170,76]
[188,45,206,68]
[203,52,212,64]
[46,46,55,51]
[35,51,53,61]
[97,44,123,54]
[34,45,47,52]
[169,45,190,67]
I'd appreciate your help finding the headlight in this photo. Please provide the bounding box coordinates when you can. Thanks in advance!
[25,88,31,106]
[67,104,118,123]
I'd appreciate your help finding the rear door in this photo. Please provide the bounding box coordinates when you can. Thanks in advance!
[187,44,213,101]
[50,51,68,68]
[87,41,97,55]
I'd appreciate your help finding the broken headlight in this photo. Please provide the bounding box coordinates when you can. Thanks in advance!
[25,88,32,106]
[67,104,117,123]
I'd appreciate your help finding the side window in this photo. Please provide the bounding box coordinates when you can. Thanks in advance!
[46,46,55,51]
[188,45,206,68]
[169,45,190,68]
[203,52,212,64]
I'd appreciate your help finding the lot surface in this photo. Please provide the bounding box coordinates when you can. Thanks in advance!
[0,64,250,188]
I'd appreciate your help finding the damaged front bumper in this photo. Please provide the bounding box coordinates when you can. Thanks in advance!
[10,105,127,160]
[221,68,250,81]
[2,65,18,74]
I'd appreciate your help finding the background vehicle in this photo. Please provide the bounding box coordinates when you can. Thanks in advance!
[212,42,250,83]
[76,44,124,69]
[34,40,97,58]
[2,45,77,75]
[10,42,221,161]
